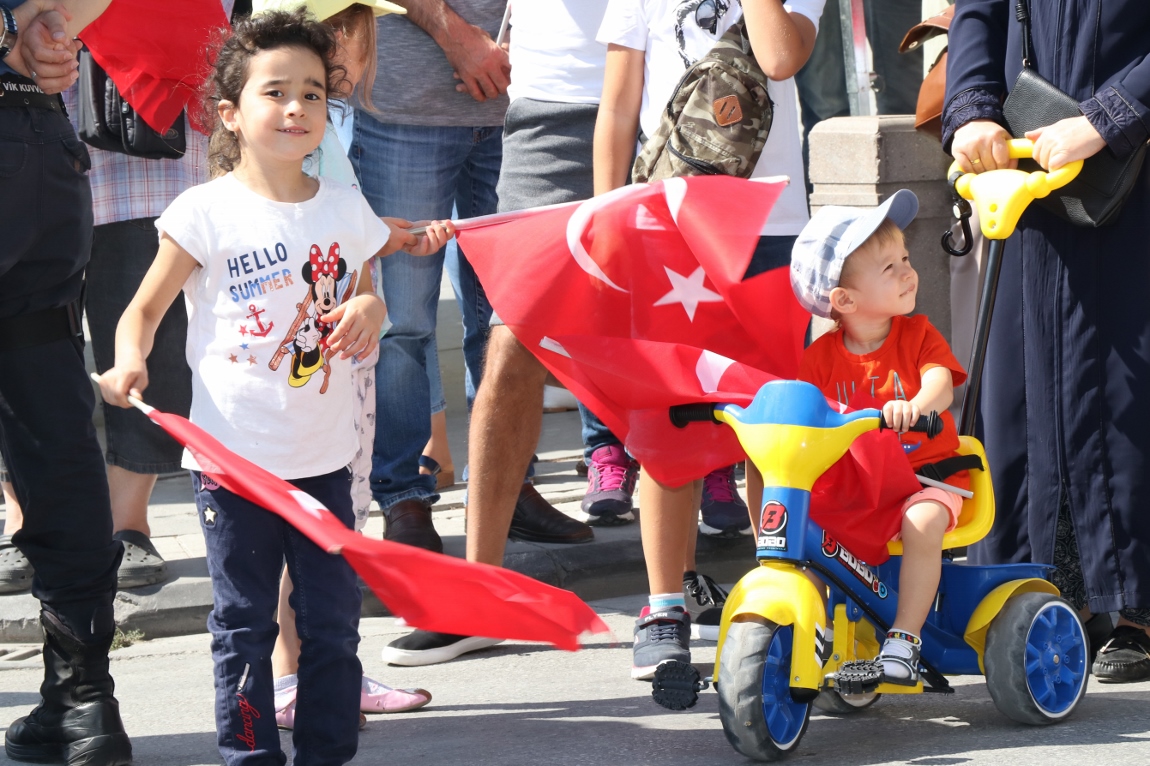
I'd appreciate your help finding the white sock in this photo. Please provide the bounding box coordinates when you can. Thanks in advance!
[649,593,686,611]
[273,673,297,710]
[880,630,921,682]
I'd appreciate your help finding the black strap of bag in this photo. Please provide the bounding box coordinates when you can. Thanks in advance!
[1001,0,1147,227]
[76,46,187,160]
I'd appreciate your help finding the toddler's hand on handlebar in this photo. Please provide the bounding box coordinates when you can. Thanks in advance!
[96,363,148,409]
[882,400,921,434]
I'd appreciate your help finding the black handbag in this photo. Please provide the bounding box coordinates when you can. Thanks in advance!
[1001,0,1147,227]
[77,46,187,160]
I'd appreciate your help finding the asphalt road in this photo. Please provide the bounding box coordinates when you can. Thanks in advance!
[0,594,1147,766]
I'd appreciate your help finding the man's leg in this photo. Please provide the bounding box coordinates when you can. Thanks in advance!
[465,328,549,566]
[87,217,192,589]
[353,115,467,551]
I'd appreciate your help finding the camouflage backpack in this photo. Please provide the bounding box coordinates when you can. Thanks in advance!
[632,21,773,184]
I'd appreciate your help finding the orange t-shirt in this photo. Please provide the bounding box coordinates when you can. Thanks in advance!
[798,314,968,479]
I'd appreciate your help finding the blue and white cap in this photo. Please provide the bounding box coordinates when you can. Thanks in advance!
[790,189,919,318]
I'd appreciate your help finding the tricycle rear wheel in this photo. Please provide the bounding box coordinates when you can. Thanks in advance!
[718,620,811,761]
[984,592,1089,725]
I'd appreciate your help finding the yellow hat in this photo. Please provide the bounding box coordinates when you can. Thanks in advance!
[251,0,406,20]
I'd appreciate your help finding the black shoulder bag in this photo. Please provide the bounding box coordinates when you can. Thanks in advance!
[1001,0,1148,227]
[76,46,187,160]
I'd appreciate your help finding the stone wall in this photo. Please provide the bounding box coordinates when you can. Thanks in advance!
[807,115,956,341]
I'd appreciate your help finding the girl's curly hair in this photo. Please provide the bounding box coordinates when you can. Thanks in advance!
[204,9,347,177]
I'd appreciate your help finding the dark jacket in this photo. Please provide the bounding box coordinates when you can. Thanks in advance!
[942,0,1150,158]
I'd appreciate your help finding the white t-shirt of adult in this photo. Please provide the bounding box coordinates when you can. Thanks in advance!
[507,0,611,105]
[597,0,826,237]
[156,175,391,480]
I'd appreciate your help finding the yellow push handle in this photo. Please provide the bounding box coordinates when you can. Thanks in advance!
[947,139,1083,240]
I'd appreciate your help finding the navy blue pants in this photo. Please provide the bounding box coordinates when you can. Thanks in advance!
[194,468,362,766]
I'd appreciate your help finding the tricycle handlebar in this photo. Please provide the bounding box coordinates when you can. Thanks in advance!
[669,403,720,428]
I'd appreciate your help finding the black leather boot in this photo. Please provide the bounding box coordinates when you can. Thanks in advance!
[5,612,132,765]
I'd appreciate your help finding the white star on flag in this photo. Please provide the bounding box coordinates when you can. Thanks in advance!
[653,266,723,321]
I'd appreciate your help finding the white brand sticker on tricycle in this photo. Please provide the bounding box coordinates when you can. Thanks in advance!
[821,532,889,598]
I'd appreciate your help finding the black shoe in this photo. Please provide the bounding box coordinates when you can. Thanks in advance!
[381,629,503,666]
[508,484,593,544]
[383,499,443,553]
[5,612,132,765]
[0,535,33,594]
[114,530,168,589]
[1092,625,1150,683]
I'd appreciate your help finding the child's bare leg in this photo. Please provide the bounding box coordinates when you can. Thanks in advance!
[874,500,949,685]
[272,568,301,679]
[893,500,950,635]
[745,460,763,533]
[681,479,702,573]
[2,481,23,534]
[639,472,699,596]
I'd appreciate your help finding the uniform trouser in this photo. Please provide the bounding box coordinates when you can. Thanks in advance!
[193,468,362,766]
[0,103,120,643]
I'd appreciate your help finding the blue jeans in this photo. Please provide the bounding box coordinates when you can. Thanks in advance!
[194,469,361,766]
[351,116,501,508]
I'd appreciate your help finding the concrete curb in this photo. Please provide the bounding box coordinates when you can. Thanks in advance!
[0,526,759,643]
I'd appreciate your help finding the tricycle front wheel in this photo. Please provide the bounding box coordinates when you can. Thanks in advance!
[984,592,1089,725]
[718,620,811,761]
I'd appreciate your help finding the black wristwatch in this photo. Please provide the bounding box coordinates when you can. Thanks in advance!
[0,6,17,61]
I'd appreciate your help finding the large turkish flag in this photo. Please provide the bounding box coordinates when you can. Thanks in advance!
[456,176,917,564]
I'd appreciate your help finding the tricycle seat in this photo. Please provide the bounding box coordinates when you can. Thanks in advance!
[887,435,994,555]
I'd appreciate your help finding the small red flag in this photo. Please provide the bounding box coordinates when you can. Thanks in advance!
[145,409,608,649]
[79,0,229,134]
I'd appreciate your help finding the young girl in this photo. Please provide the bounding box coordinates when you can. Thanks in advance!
[250,0,435,728]
[97,11,450,765]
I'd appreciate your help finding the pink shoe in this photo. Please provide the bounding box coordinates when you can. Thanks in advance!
[276,688,370,730]
[275,694,296,730]
[361,675,432,713]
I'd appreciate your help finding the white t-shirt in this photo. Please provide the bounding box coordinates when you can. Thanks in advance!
[507,0,611,105]
[597,0,826,236]
[156,175,391,480]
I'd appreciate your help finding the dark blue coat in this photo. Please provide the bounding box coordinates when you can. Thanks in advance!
[942,0,1150,615]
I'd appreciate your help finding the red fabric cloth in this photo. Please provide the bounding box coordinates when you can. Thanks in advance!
[79,0,229,134]
[145,409,608,650]
[456,176,920,564]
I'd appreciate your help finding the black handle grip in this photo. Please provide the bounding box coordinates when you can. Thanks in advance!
[669,403,719,428]
[879,410,943,439]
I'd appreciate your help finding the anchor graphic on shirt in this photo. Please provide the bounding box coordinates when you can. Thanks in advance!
[246,304,274,337]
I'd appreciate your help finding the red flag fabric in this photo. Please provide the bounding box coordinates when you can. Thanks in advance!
[144,408,609,649]
[456,176,919,564]
[79,0,229,134]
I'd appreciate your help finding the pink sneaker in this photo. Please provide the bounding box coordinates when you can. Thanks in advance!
[361,675,432,713]
[276,678,409,730]
[581,445,639,526]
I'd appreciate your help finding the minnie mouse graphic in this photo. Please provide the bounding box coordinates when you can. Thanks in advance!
[268,242,357,392]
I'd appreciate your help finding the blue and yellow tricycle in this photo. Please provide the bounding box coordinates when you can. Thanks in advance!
[651,141,1090,760]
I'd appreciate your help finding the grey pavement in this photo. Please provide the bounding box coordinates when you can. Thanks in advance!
[1,595,1148,766]
[0,273,760,641]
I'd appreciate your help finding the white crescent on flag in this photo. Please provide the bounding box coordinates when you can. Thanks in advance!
[696,350,736,394]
